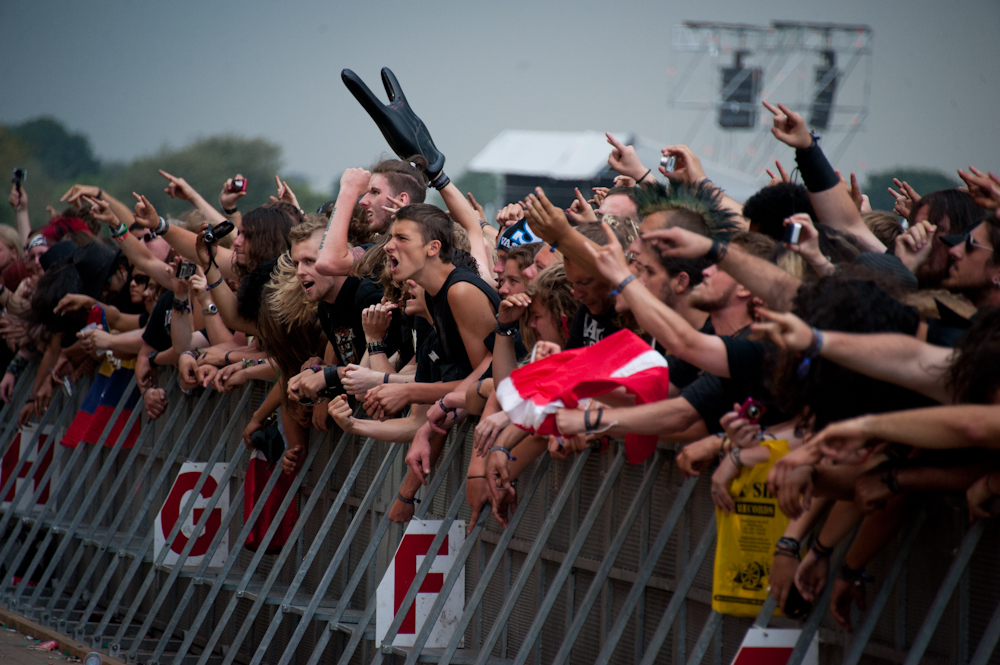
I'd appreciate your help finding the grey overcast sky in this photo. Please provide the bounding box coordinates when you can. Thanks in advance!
[2,0,998,193]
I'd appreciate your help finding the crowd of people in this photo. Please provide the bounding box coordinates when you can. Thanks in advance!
[5,93,1000,633]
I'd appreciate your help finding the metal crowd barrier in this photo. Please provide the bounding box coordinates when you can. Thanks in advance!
[0,367,998,665]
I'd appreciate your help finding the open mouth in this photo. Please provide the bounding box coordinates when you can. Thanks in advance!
[302,280,315,293]
[388,256,399,272]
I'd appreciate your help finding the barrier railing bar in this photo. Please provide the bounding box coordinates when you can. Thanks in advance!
[378,477,469,656]
[176,421,351,665]
[437,451,559,665]
[150,432,320,665]
[685,610,722,665]
[969,593,1000,665]
[0,368,38,455]
[19,378,144,611]
[514,449,665,665]
[127,426,251,660]
[752,593,777,628]
[900,518,985,665]
[108,389,241,654]
[0,390,69,560]
[90,388,217,650]
[43,382,181,623]
[786,530,855,665]
[265,443,403,665]
[551,474,698,665]
[222,434,381,665]
[65,381,196,636]
[339,453,552,665]
[397,512,490,665]
[637,516,717,665]
[842,508,926,665]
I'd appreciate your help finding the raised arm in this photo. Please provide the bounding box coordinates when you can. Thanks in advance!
[642,225,802,312]
[586,222,731,377]
[762,101,884,253]
[752,308,953,402]
[439,182,495,287]
[316,168,370,277]
[9,184,31,246]
[82,195,173,288]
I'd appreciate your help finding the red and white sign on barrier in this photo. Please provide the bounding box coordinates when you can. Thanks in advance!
[154,462,229,569]
[376,519,465,648]
[0,425,60,512]
[731,627,817,665]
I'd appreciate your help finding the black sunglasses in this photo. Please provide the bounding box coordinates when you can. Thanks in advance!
[132,274,150,286]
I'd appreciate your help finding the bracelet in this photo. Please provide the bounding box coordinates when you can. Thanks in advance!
[811,537,834,558]
[776,537,801,553]
[489,445,516,462]
[705,236,729,264]
[367,341,388,356]
[494,313,519,337]
[438,398,459,419]
[95,188,103,201]
[467,475,487,480]
[383,372,390,384]
[225,350,234,365]
[222,205,239,215]
[241,358,268,369]
[205,274,224,291]
[183,350,198,360]
[310,364,323,373]
[475,378,486,399]
[397,492,420,505]
[429,171,451,191]
[155,216,169,235]
[584,408,604,433]
[110,221,128,239]
[172,297,191,312]
[729,446,744,469]
[636,169,651,183]
[609,273,636,297]
[797,328,824,378]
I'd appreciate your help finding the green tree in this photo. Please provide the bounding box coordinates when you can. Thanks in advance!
[863,168,960,214]
[9,117,100,181]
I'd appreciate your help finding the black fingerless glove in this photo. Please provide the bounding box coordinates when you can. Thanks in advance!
[794,139,840,193]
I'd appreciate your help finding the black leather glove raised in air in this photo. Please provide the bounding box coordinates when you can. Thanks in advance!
[341,67,446,178]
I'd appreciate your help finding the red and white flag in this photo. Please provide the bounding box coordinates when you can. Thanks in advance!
[495,330,669,463]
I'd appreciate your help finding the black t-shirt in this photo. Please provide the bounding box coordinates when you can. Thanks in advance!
[318,277,412,368]
[424,267,501,377]
[679,328,786,433]
[142,291,175,352]
[565,303,619,350]
[662,317,715,390]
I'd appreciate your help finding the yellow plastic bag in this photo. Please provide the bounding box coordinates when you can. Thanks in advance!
[712,438,790,617]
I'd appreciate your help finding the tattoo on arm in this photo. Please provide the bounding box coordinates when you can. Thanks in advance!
[318,213,334,251]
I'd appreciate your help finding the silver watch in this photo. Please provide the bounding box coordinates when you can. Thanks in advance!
[202,303,219,316]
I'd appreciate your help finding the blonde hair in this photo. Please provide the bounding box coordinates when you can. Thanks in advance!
[0,226,21,259]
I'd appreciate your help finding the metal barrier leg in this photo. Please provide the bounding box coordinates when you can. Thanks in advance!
[110,389,243,656]
[551,474,699,665]
[969,593,1000,665]
[0,368,38,456]
[636,517,717,665]
[251,442,402,665]
[86,388,216,648]
[474,448,627,665]
[900,518,985,665]
[14,378,140,611]
[514,449,665,665]
[212,434,381,665]
[842,508,926,665]
[185,424,353,665]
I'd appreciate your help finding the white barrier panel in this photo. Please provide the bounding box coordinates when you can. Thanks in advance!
[732,627,818,665]
[0,425,61,512]
[376,519,466,648]
[154,462,229,569]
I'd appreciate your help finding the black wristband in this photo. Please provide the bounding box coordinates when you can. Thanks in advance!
[494,314,518,337]
[222,205,239,215]
[367,341,388,356]
[794,140,840,193]
[429,171,451,191]
[397,492,420,505]
[705,236,730,264]
[172,297,191,312]
[322,365,346,397]
[811,537,834,558]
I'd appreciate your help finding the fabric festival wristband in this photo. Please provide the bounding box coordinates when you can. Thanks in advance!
[205,274,224,291]
[489,445,516,461]
[397,492,420,504]
[794,140,840,193]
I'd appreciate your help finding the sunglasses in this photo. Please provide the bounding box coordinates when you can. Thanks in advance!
[132,274,150,286]
[963,234,994,254]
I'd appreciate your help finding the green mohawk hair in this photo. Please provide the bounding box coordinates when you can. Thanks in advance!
[635,179,741,236]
